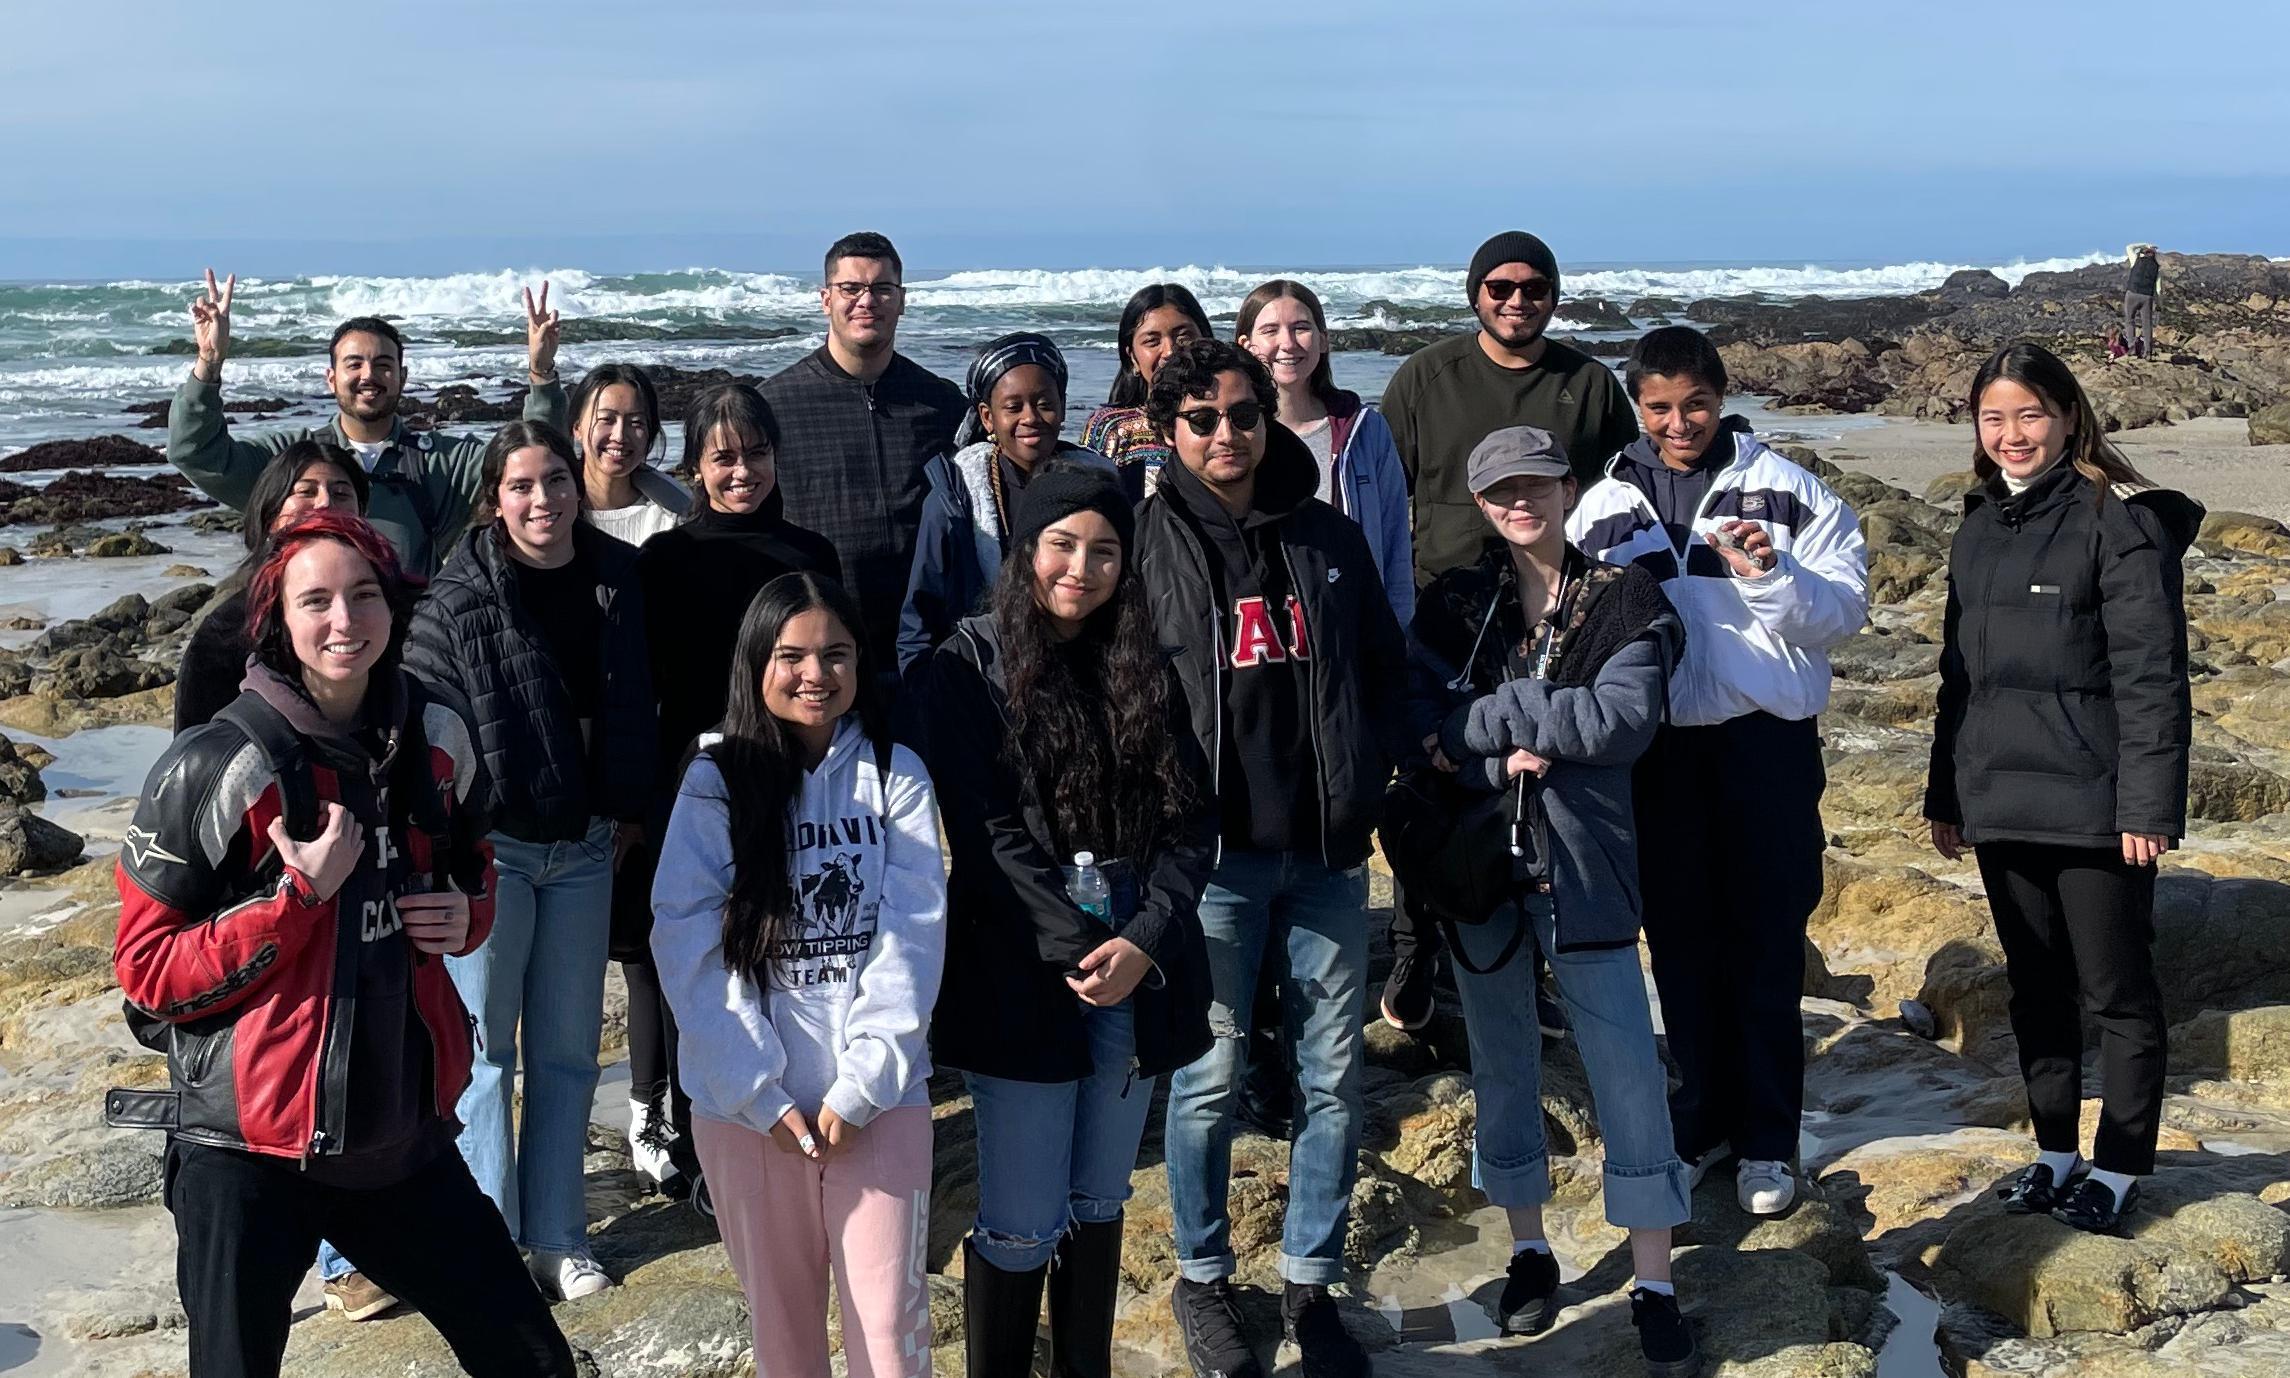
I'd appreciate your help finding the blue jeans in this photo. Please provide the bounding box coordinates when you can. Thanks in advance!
[446,818,614,1254]
[1166,848,1368,1286]
[1452,893,1690,1229]
[965,1002,1153,1272]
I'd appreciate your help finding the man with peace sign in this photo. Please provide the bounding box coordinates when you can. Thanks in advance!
[166,270,569,578]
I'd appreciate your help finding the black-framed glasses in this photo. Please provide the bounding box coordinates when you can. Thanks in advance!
[1175,402,1265,437]
[1482,278,1555,304]
[830,282,904,302]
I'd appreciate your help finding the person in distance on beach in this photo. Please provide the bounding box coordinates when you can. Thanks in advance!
[897,331,1117,674]
[406,421,655,1303]
[628,383,841,1205]
[1408,426,1696,1375]
[759,232,968,681]
[1926,342,2200,1235]
[114,511,576,1378]
[166,269,567,577]
[572,362,690,546]
[1081,282,1214,501]
[2123,243,2161,360]
[908,468,1213,1378]
[1571,325,1868,1219]
[1375,231,1639,1034]
[1136,338,1413,1378]
[651,572,947,1378]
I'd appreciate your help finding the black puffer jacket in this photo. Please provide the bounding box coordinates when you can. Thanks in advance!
[1134,424,1420,870]
[1925,464,2202,847]
[908,615,1215,1083]
[407,522,655,843]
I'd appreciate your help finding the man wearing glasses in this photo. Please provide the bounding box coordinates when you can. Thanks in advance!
[1135,338,1412,1378]
[761,232,967,677]
[1375,231,1639,1032]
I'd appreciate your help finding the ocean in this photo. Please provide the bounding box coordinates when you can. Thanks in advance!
[0,250,2114,455]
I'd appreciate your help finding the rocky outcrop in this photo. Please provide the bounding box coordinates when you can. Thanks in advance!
[0,806,83,874]
[0,435,163,473]
[0,732,44,805]
[2251,402,2290,445]
[0,471,212,527]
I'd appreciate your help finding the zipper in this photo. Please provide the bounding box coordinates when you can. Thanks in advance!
[304,773,369,1165]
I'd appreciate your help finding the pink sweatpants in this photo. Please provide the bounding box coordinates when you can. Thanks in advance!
[693,1106,935,1378]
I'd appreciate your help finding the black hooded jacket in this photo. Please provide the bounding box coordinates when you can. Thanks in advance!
[406,522,655,843]
[1926,464,2202,847]
[1135,423,1419,869]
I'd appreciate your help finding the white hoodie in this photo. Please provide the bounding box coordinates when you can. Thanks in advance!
[650,718,947,1133]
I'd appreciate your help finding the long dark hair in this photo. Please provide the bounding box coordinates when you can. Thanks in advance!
[1106,283,1213,408]
[1968,342,2150,504]
[569,362,664,469]
[709,572,888,986]
[473,419,582,526]
[1234,279,1341,409]
[988,531,1195,861]
[226,440,370,591]
[678,383,781,484]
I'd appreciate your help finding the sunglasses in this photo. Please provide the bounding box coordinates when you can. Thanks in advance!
[1175,402,1265,437]
[1482,278,1555,304]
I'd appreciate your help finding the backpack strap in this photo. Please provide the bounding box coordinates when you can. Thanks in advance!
[214,692,319,843]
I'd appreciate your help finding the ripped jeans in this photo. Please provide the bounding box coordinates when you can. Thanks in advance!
[1165,849,1368,1286]
[963,1001,1152,1273]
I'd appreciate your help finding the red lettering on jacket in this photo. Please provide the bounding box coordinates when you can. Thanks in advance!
[1230,596,1311,668]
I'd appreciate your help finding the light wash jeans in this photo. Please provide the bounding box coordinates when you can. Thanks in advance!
[447,817,615,1254]
[1452,893,1690,1228]
[1165,848,1368,1286]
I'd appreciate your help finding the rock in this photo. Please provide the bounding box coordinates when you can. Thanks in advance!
[1677,1170,1886,1292]
[89,593,152,632]
[1940,269,2010,301]
[0,732,45,804]
[35,645,174,699]
[0,545,19,565]
[2251,402,2290,446]
[186,507,241,534]
[1825,630,1941,684]
[1925,470,1984,509]
[0,435,164,473]
[161,562,209,578]
[86,531,169,558]
[2187,760,2290,823]
[0,682,175,735]
[1559,297,1634,329]
[2150,872,2290,1020]
[0,1144,163,1208]
[0,806,85,874]
[0,470,210,527]
[425,383,529,425]
[152,583,216,617]
[1859,508,1948,602]
[2169,1004,2290,1081]
[1627,296,1685,316]
[2196,509,2290,560]
[1934,1211,2234,1336]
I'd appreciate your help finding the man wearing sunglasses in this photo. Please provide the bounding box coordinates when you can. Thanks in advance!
[1377,230,1639,1032]
[761,231,967,680]
[1135,338,1415,1378]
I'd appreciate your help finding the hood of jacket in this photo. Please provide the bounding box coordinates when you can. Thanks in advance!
[239,658,407,745]
[1156,419,1320,536]
[1614,414,1752,480]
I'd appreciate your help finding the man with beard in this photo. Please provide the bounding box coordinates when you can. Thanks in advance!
[1375,232,1639,1031]
[167,270,567,578]
[760,232,967,679]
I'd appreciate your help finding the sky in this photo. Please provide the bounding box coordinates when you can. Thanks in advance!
[1,0,2284,279]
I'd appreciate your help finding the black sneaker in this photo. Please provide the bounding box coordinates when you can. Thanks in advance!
[2053,1176,2139,1235]
[1631,1288,1700,1378]
[1283,1284,1370,1378]
[1996,1160,2082,1214]
[1381,950,1436,1031]
[1495,1247,1560,1334]
[1173,1277,1263,1378]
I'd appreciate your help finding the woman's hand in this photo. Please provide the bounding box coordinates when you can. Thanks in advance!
[769,1105,821,1160]
[1067,935,1152,1007]
[396,890,472,954]
[815,1104,861,1158]
[1504,749,1551,781]
[1928,820,1965,861]
[266,802,363,901]
[2122,832,2171,866]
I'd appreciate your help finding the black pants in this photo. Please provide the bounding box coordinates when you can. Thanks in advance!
[622,956,700,1173]
[1976,841,2166,1174]
[167,1139,575,1378]
[1635,711,1827,1163]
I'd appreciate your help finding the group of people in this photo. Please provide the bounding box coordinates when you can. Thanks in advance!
[107,227,2199,1378]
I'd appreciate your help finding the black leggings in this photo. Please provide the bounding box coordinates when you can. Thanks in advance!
[1976,841,2166,1175]
[167,1140,573,1377]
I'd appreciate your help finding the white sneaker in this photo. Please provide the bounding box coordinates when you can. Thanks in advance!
[628,1094,680,1190]
[1736,1159,1797,1216]
[1685,1141,1732,1191]
[530,1248,615,1301]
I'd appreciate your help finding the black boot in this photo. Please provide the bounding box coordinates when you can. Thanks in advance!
[1048,1215,1125,1378]
[965,1237,1047,1378]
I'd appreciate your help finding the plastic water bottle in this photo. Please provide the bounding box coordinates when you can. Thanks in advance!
[1063,851,1111,921]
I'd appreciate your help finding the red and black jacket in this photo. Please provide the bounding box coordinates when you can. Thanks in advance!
[113,673,495,1163]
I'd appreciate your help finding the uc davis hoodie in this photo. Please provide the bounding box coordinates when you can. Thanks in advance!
[649,719,947,1133]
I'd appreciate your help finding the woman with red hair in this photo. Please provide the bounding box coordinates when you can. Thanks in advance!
[113,511,575,1378]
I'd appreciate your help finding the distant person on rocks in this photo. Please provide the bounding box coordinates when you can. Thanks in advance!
[759,233,968,678]
[1081,283,1214,500]
[2123,244,2161,359]
[1376,230,1636,1037]
[1571,325,1868,1220]
[167,269,567,578]
[2104,326,2130,361]
[114,511,577,1378]
[572,363,689,546]
[1926,342,2200,1236]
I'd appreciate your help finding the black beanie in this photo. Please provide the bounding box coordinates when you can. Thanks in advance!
[1009,461,1135,555]
[1466,230,1560,303]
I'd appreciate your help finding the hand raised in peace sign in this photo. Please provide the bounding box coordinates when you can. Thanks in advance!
[523,281,561,382]
[190,268,236,382]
